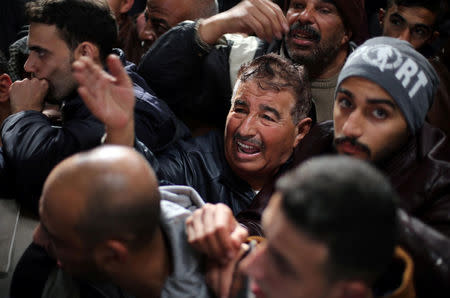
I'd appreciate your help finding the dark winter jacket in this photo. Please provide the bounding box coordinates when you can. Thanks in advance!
[1,50,189,212]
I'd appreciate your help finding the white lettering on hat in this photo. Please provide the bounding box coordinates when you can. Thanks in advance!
[395,58,428,98]
[409,71,428,98]
[358,44,429,99]
[362,45,403,71]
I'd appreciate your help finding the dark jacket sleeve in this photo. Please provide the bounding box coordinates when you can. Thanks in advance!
[126,64,191,153]
[1,110,103,212]
[397,208,450,297]
[137,21,234,129]
[133,137,194,187]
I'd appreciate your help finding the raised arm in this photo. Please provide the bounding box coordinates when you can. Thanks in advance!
[72,55,135,146]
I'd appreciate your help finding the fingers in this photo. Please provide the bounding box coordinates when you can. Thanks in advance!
[73,56,115,91]
[214,204,239,259]
[230,225,249,249]
[186,203,245,262]
[240,0,288,42]
[106,54,132,88]
[287,12,300,27]
[250,0,288,39]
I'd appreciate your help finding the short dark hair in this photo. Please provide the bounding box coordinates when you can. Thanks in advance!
[26,0,118,63]
[277,156,398,284]
[386,0,444,26]
[236,53,312,124]
[76,169,161,251]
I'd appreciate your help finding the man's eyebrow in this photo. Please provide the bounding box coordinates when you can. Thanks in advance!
[366,99,397,109]
[412,23,432,31]
[336,87,354,99]
[390,12,406,23]
[150,16,170,28]
[234,99,248,107]
[260,104,281,120]
[28,45,47,52]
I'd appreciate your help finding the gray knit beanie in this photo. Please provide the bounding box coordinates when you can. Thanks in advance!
[337,37,439,135]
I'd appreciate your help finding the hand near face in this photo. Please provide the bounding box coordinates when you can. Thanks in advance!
[72,55,135,146]
[186,203,249,263]
[199,0,289,44]
[9,78,49,114]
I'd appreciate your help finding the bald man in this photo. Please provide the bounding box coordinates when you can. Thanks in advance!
[11,145,210,298]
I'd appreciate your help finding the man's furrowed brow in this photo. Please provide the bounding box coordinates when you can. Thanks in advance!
[260,104,281,120]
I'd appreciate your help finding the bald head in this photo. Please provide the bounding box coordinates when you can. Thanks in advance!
[41,145,161,251]
[144,0,217,44]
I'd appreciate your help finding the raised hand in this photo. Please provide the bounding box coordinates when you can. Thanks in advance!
[72,55,135,146]
[199,0,289,44]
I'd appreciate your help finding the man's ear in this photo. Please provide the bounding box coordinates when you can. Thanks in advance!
[0,74,12,103]
[378,8,386,27]
[293,117,312,148]
[74,42,100,63]
[94,240,129,274]
[342,27,352,45]
[428,31,440,45]
[120,0,134,14]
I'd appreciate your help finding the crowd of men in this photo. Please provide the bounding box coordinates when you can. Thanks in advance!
[0,0,449,297]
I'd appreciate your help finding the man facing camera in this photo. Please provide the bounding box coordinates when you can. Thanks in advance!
[73,53,313,229]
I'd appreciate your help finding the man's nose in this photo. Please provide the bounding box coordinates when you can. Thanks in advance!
[342,111,364,139]
[398,28,412,44]
[24,52,37,75]
[297,6,315,24]
[237,114,258,137]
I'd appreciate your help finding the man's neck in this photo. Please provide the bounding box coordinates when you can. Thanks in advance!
[129,229,172,298]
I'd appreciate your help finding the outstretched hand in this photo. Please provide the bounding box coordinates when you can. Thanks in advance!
[72,55,135,146]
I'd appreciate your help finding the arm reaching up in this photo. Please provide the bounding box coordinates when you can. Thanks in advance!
[199,0,289,44]
[72,55,135,146]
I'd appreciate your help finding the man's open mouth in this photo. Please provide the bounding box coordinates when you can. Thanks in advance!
[237,140,261,155]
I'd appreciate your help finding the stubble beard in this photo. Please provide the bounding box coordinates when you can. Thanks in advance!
[285,31,344,79]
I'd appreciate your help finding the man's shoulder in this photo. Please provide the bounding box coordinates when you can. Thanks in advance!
[293,121,335,165]
[419,123,450,163]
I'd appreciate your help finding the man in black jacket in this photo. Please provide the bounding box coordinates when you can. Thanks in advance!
[73,53,313,219]
[189,37,450,297]
[138,0,368,129]
[2,0,189,212]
